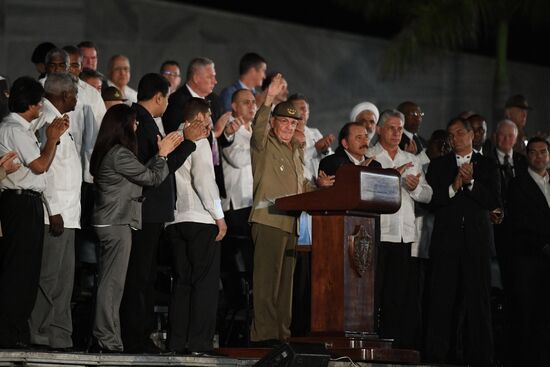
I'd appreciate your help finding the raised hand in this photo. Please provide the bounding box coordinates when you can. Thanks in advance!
[459,162,473,184]
[265,73,285,105]
[315,134,335,153]
[183,119,209,142]
[224,115,244,136]
[157,132,183,157]
[404,173,421,191]
[395,162,413,175]
[46,115,70,142]
[316,170,335,188]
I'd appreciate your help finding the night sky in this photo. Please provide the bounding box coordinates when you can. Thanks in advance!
[171,0,550,68]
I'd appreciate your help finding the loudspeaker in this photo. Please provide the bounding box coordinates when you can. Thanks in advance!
[254,342,330,367]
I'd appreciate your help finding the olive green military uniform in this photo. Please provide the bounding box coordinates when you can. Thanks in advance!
[249,104,309,341]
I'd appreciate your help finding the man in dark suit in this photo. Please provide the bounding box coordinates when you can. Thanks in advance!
[119,73,207,353]
[219,52,267,112]
[425,117,500,366]
[397,101,428,156]
[485,119,528,289]
[319,122,381,176]
[162,57,238,198]
[506,137,550,366]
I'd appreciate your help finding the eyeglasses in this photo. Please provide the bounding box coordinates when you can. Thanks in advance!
[275,117,298,127]
[408,111,424,117]
[162,71,180,77]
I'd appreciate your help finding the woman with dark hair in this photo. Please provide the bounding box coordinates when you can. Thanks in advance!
[89,104,182,353]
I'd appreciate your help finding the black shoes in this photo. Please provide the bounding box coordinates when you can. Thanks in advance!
[88,340,122,354]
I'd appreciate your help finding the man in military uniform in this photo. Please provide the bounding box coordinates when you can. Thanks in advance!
[249,74,309,345]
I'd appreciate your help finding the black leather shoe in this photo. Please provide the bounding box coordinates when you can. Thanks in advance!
[0,341,29,350]
[88,340,121,354]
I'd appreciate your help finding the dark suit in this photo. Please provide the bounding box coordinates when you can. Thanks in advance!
[318,146,381,176]
[507,171,550,365]
[484,148,528,289]
[120,103,196,352]
[425,152,500,365]
[163,85,230,197]
[399,132,427,155]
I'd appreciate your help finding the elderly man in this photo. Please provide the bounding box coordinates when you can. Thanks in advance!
[163,57,238,199]
[249,74,318,345]
[504,94,532,155]
[350,101,380,146]
[425,117,500,366]
[107,54,137,103]
[0,77,68,348]
[29,73,80,351]
[366,109,432,349]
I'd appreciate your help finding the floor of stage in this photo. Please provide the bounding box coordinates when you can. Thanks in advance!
[0,349,442,367]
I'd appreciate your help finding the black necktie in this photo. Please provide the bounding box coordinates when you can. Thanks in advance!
[413,134,423,154]
[501,154,514,193]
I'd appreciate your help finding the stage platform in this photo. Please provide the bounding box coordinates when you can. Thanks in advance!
[0,349,438,367]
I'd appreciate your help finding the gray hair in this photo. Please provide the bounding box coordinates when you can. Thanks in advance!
[378,109,405,127]
[45,48,70,66]
[186,57,215,82]
[496,119,518,135]
[107,54,130,72]
[44,73,78,97]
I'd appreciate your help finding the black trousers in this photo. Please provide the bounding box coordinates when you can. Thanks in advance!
[165,222,220,353]
[120,222,164,352]
[0,191,44,346]
[425,240,493,365]
[376,241,421,349]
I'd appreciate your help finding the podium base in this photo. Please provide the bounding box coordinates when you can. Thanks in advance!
[289,335,420,364]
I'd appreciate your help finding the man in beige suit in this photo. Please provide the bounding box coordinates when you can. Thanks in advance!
[249,74,310,345]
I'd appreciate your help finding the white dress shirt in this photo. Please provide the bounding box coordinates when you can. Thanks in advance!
[528,167,550,208]
[36,99,82,228]
[168,139,224,226]
[107,80,137,104]
[222,125,253,211]
[0,113,45,192]
[39,76,106,184]
[496,148,515,169]
[303,125,333,180]
[367,143,433,244]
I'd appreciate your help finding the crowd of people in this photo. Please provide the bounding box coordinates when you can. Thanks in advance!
[0,41,548,366]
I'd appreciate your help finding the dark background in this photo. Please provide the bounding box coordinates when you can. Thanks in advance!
[172,0,550,67]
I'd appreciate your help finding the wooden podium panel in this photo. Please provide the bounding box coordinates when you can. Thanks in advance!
[274,165,419,364]
[310,213,378,334]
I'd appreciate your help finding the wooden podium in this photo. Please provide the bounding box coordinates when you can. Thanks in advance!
[275,165,419,363]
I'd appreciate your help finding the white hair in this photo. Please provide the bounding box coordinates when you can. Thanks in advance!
[496,119,518,135]
[378,109,404,127]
